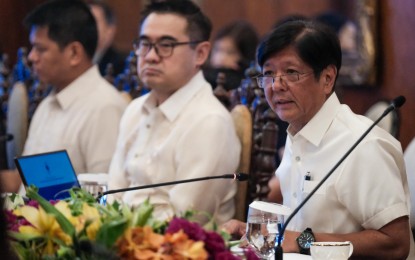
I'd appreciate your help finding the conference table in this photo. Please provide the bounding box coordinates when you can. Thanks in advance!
[284,253,312,259]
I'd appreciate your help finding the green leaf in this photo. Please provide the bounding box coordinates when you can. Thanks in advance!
[25,186,76,241]
[10,193,17,202]
[55,244,76,259]
[131,199,153,227]
[10,241,33,260]
[95,218,128,248]
[8,231,42,241]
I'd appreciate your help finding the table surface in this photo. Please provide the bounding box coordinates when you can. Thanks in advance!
[230,245,312,259]
[283,253,312,259]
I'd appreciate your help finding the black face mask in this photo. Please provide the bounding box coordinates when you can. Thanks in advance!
[203,66,245,91]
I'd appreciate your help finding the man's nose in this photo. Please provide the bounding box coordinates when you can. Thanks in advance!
[143,45,161,61]
[271,77,286,91]
[28,48,37,62]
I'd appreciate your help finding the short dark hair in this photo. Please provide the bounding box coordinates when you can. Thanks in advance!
[140,0,212,42]
[214,20,259,69]
[257,20,342,82]
[24,0,98,59]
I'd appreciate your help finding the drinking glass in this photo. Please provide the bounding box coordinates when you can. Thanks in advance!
[78,173,108,204]
[246,201,291,259]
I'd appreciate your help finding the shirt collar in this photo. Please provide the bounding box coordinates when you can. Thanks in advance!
[142,71,209,122]
[54,65,100,110]
[289,93,341,147]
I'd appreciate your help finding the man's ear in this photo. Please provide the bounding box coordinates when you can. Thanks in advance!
[66,41,85,66]
[322,64,337,93]
[194,41,211,68]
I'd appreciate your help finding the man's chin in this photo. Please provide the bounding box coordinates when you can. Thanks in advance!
[142,79,162,90]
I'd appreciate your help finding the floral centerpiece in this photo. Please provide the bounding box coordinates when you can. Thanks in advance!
[4,186,257,259]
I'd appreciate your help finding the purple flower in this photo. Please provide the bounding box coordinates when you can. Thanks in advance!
[244,247,260,260]
[214,251,240,259]
[204,230,226,254]
[5,210,32,232]
[26,200,39,208]
[166,217,206,241]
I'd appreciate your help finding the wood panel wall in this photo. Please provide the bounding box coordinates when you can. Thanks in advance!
[0,0,44,65]
[1,0,414,148]
[340,0,415,150]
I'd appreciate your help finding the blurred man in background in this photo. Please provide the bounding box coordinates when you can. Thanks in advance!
[1,0,127,193]
[89,1,126,76]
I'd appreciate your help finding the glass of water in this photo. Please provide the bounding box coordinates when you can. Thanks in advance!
[77,173,108,203]
[246,201,291,259]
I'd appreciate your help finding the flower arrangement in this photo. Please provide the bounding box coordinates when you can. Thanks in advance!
[4,186,257,260]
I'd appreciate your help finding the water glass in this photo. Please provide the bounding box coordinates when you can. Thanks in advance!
[246,201,291,259]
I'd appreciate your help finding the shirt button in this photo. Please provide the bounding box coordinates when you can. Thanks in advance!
[146,124,150,128]
[295,156,301,161]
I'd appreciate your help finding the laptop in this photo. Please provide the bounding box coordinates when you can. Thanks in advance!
[15,150,81,200]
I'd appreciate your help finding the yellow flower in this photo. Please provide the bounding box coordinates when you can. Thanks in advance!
[54,201,102,240]
[13,204,72,255]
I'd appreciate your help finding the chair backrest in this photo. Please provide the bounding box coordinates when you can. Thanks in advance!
[6,82,29,169]
[365,99,400,137]
[230,104,252,221]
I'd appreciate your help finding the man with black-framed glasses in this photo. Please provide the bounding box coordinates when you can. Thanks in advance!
[108,0,240,225]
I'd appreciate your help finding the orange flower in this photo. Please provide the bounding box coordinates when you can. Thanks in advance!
[164,231,207,259]
[116,226,208,259]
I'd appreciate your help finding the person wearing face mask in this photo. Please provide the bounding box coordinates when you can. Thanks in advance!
[204,21,259,91]
[107,0,240,225]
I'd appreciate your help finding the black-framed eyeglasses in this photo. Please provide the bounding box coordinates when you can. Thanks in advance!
[254,72,313,89]
[133,39,203,58]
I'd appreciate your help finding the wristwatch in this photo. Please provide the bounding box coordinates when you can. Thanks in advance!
[296,228,315,255]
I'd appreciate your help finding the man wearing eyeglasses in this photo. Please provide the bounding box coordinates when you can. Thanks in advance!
[108,0,240,225]
[223,20,414,259]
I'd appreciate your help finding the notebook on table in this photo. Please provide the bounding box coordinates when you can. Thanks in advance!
[14,150,80,200]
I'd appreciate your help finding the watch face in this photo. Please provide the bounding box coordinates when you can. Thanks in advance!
[298,232,315,249]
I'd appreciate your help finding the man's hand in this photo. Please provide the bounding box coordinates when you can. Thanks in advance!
[0,169,22,192]
[280,230,301,253]
[221,219,247,240]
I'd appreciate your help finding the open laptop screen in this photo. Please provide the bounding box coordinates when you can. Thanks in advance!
[15,150,80,200]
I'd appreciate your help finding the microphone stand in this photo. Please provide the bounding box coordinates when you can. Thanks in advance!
[274,96,405,260]
[96,173,248,201]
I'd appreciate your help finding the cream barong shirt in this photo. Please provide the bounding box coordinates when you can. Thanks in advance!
[277,93,415,258]
[23,65,128,173]
[108,71,241,225]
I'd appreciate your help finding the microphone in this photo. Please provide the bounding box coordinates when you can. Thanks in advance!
[382,95,405,117]
[0,134,13,142]
[96,172,248,201]
[274,96,406,260]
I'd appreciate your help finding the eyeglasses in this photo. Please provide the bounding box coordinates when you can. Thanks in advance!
[254,72,313,89]
[133,39,202,58]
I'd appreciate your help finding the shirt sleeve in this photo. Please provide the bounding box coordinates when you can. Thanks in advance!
[336,137,408,230]
[107,102,137,201]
